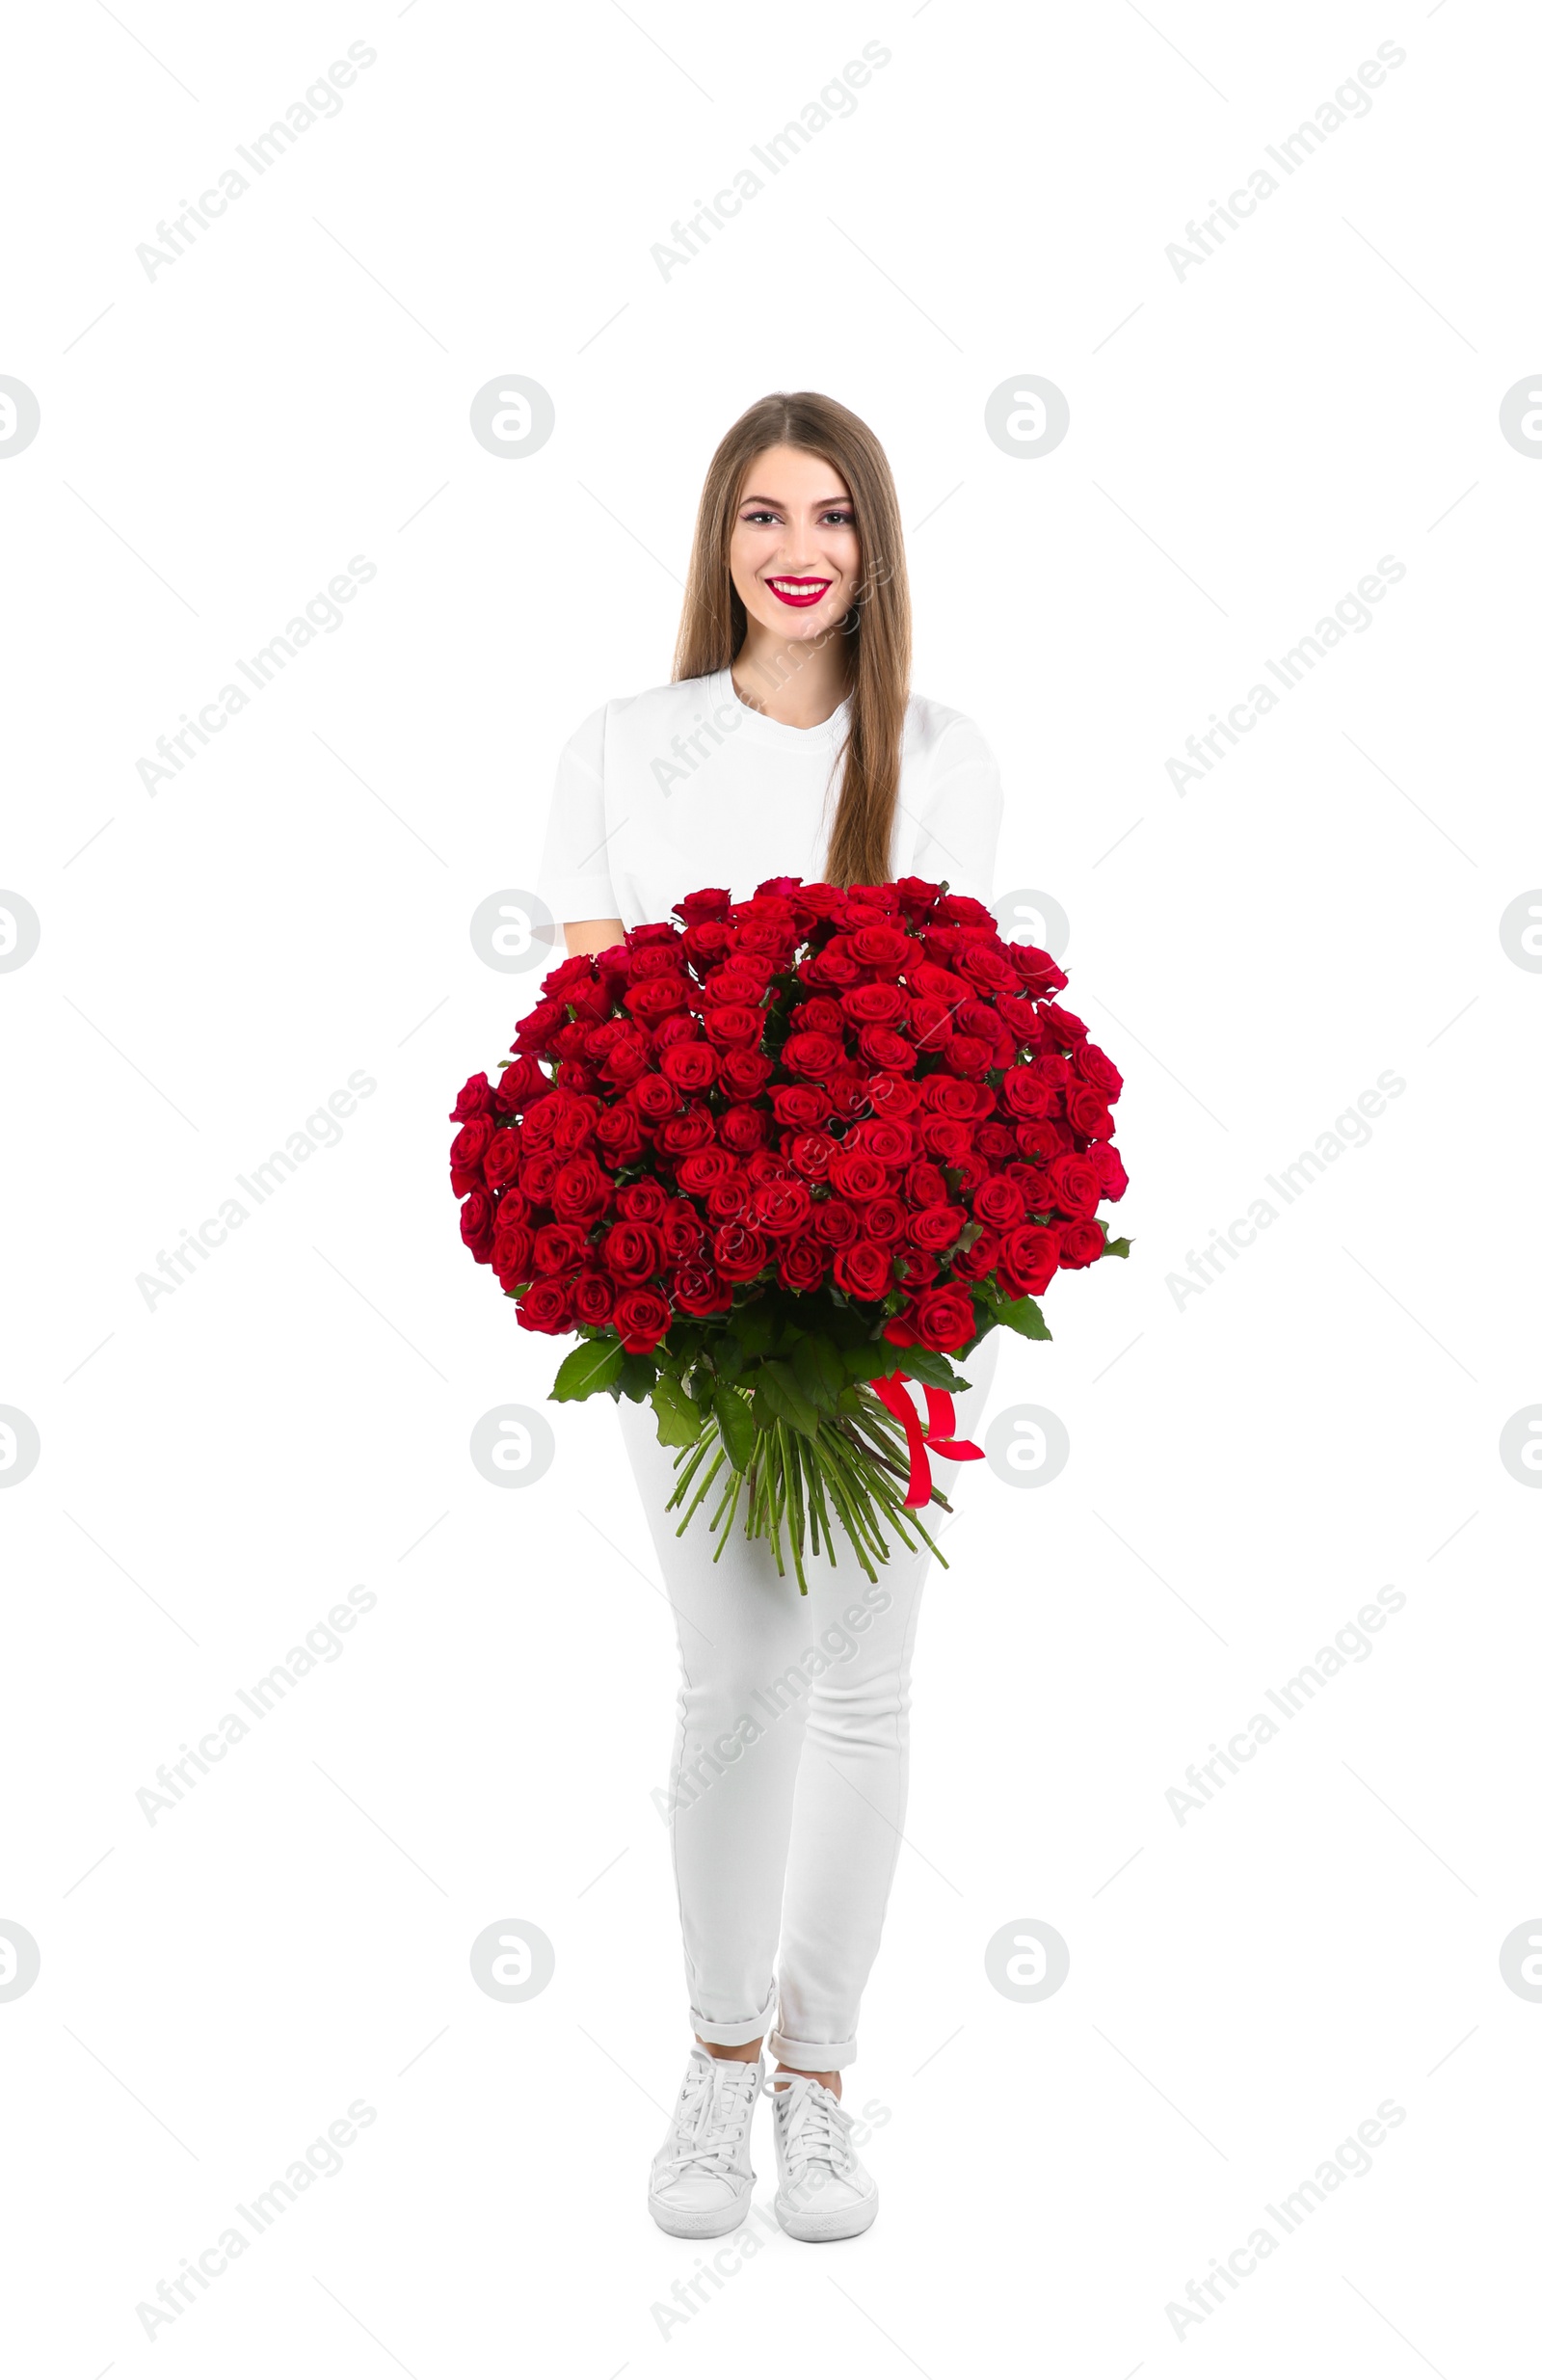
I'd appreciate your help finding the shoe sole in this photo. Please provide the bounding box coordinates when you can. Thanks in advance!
[648,2182,754,2239]
[775,2189,879,2243]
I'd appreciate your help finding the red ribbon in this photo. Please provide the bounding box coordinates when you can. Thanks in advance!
[868,1372,984,1509]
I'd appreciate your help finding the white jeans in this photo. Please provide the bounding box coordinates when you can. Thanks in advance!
[617,1335,998,2070]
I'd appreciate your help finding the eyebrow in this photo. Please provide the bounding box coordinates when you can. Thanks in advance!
[738,492,853,509]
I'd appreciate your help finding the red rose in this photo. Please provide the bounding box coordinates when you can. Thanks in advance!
[1057,1219,1105,1270]
[459,1188,496,1261]
[834,1239,892,1300]
[676,1147,741,1193]
[827,1148,889,1201]
[955,942,1018,993]
[450,1115,493,1194]
[671,1261,733,1316]
[595,1106,646,1165]
[909,997,955,1051]
[659,1041,719,1094]
[706,1179,751,1224]
[1040,1003,1089,1049]
[778,1240,827,1293]
[910,1285,976,1351]
[972,1175,1025,1229]
[949,1228,1000,1282]
[1015,1119,1063,1164]
[550,1154,612,1222]
[720,1103,770,1154]
[451,1071,495,1121]
[493,1055,547,1112]
[673,886,732,925]
[617,1180,669,1222]
[571,1270,615,1325]
[1008,944,1069,996]
[896,1247,941,1287]
[1090,1143,1129,1201]
[771,1083,830,1129]
[918,1118,973,1166]
[908,1202,967,1252]
[857,1026,917,1073]
[660,1201,706,1261]
[921,1076,982,1120]
[719,1050,774,1100]
[533,1221,589,1275]
[811,1198,859,1246]
[1048,1153,1101,1218]
[847,923,912,972]
[702,1003,765,1051]
[483,1126,523,1190]
[786,1129,838,1180]
[624,976,691,1025]
[848,1115,915,1165]
[712,1223,771,1282]
[747,1179,812,1238]
[519,1153,561,1204]
[840,982,909,1026]
[625,1073,679,1125]
[1074,1040,1124,1100]
[942,1033,992,1079]
[516,1279,572,1334]
[612,1286,673,1351]
[784,1029,843,1080]
[864,1195,909,1245]
[897,1164,941,1213]
[492,1219,534,1286]
[1065,1083,1116,1139]
[999,1224,1060,1297]
[653,1108,716,1155]
[598,1032,651,1086]
[599,1219,662,1282]
[867,1073,921,1117]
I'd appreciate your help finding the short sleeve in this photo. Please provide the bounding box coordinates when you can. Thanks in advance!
[910,717,1004,903]
[535,706,621,923]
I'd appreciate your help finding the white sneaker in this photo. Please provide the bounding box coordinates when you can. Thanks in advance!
[765,2073,879,2242]
[648,2047,763,2237]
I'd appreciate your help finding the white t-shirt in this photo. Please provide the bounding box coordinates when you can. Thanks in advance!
[535,667,1003,929]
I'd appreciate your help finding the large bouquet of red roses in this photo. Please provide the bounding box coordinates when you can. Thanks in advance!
[451,877,1130,1591]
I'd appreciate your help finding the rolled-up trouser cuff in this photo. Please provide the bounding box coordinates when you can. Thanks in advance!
[691,1984,778,2048]
[766,2025,858,2071]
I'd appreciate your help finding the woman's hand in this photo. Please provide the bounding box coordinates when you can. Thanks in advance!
[562,917,625,956]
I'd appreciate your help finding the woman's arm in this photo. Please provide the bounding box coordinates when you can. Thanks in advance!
[562,917,625,956]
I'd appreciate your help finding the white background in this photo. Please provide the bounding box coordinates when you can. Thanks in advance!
[3,0,1538,2371]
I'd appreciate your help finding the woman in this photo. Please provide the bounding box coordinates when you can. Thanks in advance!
[536,391,1003,2243]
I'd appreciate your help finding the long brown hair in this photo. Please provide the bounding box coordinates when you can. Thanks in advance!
[672,391,911,888]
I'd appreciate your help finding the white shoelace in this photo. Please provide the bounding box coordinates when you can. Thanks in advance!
[767,2075,857,2181]
[656,2055,758,2181]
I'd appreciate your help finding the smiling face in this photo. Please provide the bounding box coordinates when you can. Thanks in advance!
[728,443,863,646]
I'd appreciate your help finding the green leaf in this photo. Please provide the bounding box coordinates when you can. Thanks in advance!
[731,1300,777,1357]
[994,1292,1053,1341]
[551,1340,625,1402]
[844,1338,905,1382]
[1103,1234,1133,1259]
[714,1334,746,1381]
[791,1334,844,1410]
[651,1369,705,1448]
[894,1344,969,1392]
[618,1351,659,1403]
[712,1380,757,1472]
[756,1360,820,1439]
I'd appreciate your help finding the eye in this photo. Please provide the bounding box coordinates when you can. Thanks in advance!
[819,509,855,526]
[741,509,781,525]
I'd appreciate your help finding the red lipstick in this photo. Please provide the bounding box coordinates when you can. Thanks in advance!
[765,575,832,609]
